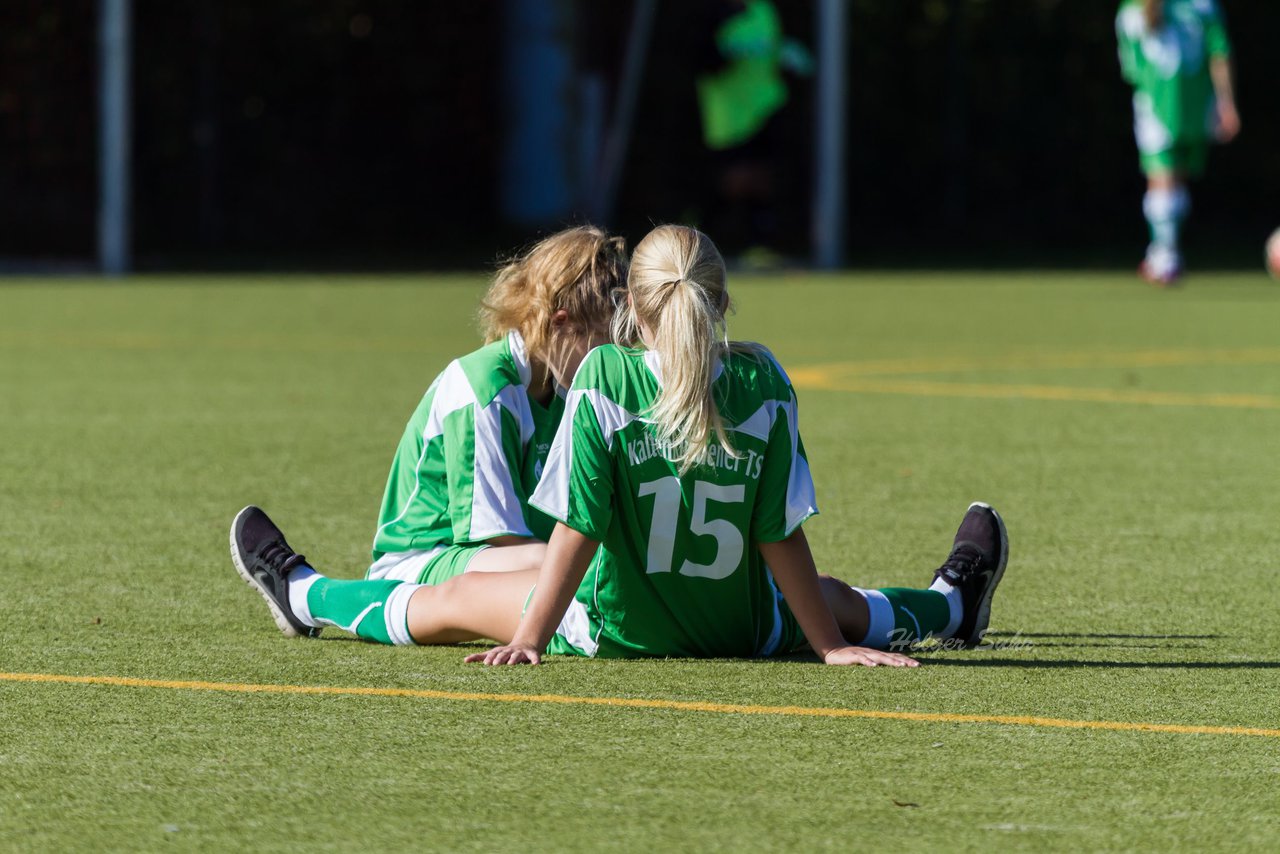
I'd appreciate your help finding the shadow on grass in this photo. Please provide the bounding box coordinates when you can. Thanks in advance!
[920,630,1266,667]
[985,632,1222,640]
[315,631,1257,668]
[923,658,1280,669]
[979,632,1222,651]
[1010,642,1208,650]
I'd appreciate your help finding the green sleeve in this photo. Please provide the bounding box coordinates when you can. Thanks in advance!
[443,399,534,544]
[530,391,615,542]
[752,396,818,543]
[442,405,479,543]
[1203,1,1231,58]
[1115,9,1141,85]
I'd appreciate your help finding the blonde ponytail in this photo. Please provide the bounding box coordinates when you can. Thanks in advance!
[619,225,735,475]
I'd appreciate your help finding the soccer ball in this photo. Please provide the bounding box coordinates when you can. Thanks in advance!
[1267,228,1280,280]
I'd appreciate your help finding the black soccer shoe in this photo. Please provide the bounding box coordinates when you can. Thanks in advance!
[230,505,320,638]
[933,502,1008,648]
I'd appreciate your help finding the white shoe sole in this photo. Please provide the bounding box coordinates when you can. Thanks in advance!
[229,505,306,638]
[966,501,1008,646]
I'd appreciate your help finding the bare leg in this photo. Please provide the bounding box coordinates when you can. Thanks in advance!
[1147,170,1176,192]
[818,575,869,644]
[407,568,540,644]
[465,542,545,574]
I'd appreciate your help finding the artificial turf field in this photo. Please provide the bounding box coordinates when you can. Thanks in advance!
[2,270,1279,851]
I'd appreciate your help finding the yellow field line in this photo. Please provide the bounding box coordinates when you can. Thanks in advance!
[790,374,1280,410]
[795,347,1280,379]
[3,672,1277,739]
[0,331,431,354]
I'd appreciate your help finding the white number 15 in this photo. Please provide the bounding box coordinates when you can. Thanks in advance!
[637,478,745,580]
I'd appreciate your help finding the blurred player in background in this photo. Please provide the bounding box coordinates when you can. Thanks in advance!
[231,226,627,640]
[695,0,811,262]
[1116,0,1240,286]
[232,226,1008,666]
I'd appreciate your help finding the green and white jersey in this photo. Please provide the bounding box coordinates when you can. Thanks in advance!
[529,343,817,659]
[372,331,563,561]
[1116,0,1231,150]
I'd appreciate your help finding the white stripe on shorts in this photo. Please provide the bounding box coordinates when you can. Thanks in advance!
[366,546,448,583]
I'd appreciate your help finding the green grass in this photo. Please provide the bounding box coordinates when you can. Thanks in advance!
[2,271,1279,851]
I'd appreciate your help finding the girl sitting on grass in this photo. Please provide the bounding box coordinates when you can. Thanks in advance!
[231,225,627,640]
[233,225,1005,664]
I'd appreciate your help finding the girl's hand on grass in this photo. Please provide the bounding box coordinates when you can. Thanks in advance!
[823,646,918,668]
[464,643,542,666]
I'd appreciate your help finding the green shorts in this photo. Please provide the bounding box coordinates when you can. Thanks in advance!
[536,584,807,659]
[1140,141,1209,179]
[365,544,490,585]
[517,584,592,657]
[761,596,808,658]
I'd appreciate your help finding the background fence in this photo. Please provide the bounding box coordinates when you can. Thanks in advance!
[2,0,1276,268]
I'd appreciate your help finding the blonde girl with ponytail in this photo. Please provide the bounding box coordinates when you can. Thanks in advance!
[468,223,1002,665]
[236,226,1006,663]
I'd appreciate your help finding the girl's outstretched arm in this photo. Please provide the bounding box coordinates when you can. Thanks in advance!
[464,522,599,665]
[758,528,918,668]
[1210,56,1240,142]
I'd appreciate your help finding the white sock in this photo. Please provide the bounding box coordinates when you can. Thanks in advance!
[850,587,895,649]
[383,582,422,646]
[285,567,322,628]
[928,578,964,639]
[1143,187,1190,267]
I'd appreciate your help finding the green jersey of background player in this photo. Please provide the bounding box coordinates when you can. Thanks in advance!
[1116,0,1238,285]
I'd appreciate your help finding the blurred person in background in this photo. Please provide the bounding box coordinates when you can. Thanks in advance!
[695,0,811,265]
[1116,0,1239,286]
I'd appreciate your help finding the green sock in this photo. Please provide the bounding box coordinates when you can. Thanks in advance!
[853,586,958,650]
[291,571,420,646]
